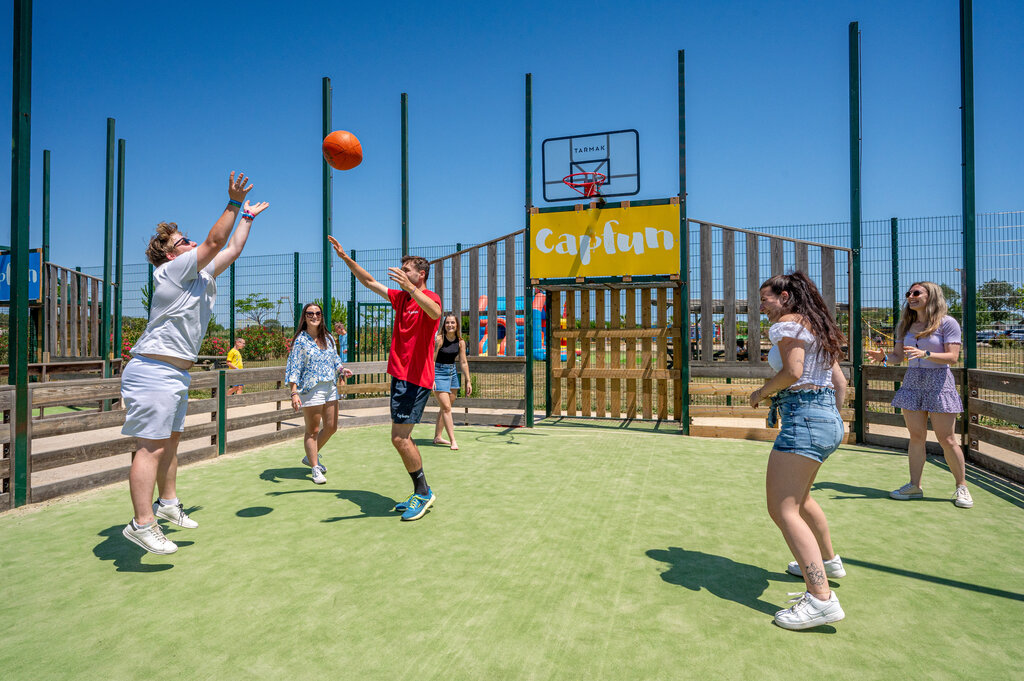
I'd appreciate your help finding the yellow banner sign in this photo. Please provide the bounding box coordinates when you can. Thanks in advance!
[530,203,680,279]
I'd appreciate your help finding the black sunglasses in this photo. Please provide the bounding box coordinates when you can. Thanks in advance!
[905,290,924,298]
[305,311,323,318]
[173,236,195,248]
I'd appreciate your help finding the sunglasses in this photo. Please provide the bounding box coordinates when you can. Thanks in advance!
[905,290,925,298]
[173,236,195,248]
[305,311,323,318]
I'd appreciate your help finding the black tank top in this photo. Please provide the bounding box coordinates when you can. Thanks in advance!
[435,334,460,364]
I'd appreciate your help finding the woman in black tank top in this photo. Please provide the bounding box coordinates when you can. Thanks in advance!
[432,312,472,450]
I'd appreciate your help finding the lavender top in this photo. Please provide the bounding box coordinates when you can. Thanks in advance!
[899,315,962,369]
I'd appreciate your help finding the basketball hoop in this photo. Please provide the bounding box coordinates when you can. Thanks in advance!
[562,172,607,198]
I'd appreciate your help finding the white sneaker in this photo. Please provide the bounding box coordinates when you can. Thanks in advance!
[786,554,846,578]
[312,465,327,485]
[153,501,199,529]
[953,485,974,508]
[774,591,845,630]
[122,521,178,555]
[890,482,924,500]
[301,454,326,472]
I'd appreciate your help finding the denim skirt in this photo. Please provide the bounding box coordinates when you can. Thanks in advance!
[433,363,460,393]
[769,388,845,463]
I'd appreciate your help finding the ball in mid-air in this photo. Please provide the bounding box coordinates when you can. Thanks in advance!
[322,130,363,170]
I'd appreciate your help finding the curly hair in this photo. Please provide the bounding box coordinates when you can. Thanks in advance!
[145,222,180,266]
[760,271,846,365]
[895,281,948,340]
[402,255,430,282]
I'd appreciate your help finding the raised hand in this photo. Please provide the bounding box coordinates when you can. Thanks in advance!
[388,266,413,292]
[228,171,254,202]
[865,348,886,363]
[326,235,348,260]
[243,200,270,217]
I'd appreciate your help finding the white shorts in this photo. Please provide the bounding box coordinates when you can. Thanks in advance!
[121,355,192,440]
[299,381,338,408]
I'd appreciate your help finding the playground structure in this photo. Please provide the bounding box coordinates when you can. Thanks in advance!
[476,292,581,362]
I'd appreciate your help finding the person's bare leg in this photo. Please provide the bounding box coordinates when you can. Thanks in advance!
[302,408,323,468]
[129,437,169,524]
[930,411,967,487]
[155,430,182,501]
[317,401,339,452]
[432,392,449,445]
[798,494,836,561]
[391,423,422,473]
[436,391,457,449]
[902,410,930,488]
[766,450,831,600]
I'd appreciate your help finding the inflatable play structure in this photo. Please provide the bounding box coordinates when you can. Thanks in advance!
[477,292,576,361]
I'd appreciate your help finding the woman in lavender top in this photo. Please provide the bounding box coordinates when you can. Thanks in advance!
[286,302,353,485]
[867,281,972,508]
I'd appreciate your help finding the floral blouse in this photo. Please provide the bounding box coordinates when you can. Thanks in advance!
[285,332,343,393]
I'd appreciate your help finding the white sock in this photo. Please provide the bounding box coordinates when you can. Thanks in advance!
[131,518,155,530]
[157,497,179,507]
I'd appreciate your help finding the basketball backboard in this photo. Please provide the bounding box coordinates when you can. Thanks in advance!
[541,129,639,202]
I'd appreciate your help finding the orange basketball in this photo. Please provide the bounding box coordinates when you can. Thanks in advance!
[322,130,363,170]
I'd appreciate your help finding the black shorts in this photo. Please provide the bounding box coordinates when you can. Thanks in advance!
[390,377,431,424]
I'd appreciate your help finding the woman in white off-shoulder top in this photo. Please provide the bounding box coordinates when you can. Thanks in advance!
[748,272,849,631]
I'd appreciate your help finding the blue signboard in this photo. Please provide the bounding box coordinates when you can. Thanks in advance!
[0,250,43,303]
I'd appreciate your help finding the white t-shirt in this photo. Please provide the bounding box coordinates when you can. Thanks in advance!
[131,249,218,361]
[767,321,834,389]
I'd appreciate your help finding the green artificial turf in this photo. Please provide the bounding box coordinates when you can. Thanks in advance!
[1,425,1022,680]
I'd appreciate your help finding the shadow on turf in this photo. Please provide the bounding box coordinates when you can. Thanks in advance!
[260,466,316,484]
[94,524,194,572]
[843,557,1024,602]
[646,547,838,633]
[265,487,400,521]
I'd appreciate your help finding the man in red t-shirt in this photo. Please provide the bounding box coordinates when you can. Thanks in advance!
[328,236,441,521]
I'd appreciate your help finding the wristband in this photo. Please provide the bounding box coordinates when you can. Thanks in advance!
[291,391,299,396]
[228,199,242,208]
[241,212,256,221]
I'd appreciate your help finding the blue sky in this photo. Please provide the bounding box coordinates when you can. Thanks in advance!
[2,0,1022,269]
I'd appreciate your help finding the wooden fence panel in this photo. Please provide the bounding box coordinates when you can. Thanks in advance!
[722,229,736,362]
[656,287,668,420]
[595,289,606,418]
[90,279,100,356]
[610,290,621,419]
[565,290,576,417]
[580,290,591,417]
[770,238,784,276]
[640,288,653,420]
[746,233,761,365]
[626,290,637,419]
[505,236,516,357]
[795,242,809,274]
[672,285,683,420]
[435,257,444,312]
[550,290,562,416]
[469,248,480,356]
[821,247,836,318]
[452,254,462,330]
[487,243,497,357]
[699,223,712,362]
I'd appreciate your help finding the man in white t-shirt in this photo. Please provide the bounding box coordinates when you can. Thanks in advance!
[121,172,269,555]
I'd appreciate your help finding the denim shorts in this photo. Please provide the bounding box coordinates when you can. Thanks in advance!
[769,388,845,463]
[433,363,460,393]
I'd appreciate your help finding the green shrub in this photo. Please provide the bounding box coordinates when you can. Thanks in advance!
[238,325,288,360]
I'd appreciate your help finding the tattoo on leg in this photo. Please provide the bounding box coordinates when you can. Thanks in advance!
[805,563,827,586]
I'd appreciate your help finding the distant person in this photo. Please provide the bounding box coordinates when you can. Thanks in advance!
[285,302,353,485]
[748,271,848,630]
[226,338,246,396]
[334,322,348,363]
[120,172,267,555]
[866,281,971,508]
[736,337,747,360]
[328,235,441,522]
[432,311,472,450]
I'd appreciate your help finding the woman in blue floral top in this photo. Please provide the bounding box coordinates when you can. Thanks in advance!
[286,302,353,485]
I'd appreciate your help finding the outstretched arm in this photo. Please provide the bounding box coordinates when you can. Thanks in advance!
[388,266,441,319]
[327,235,388,299]
[196,172,252,272]
[214,200,270,277]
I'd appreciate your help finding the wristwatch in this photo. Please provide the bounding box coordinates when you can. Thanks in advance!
[925,351,931,358]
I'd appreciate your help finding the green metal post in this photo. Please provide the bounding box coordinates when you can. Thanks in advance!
[113,139,125,367]
[401,92,409,255]
[101,119,115,382]
[322,76,333,331]
[349,250,357,361]
[544,290,552,417]
[42,149,49,264]
[217,370,226,455]
[229,262,236,345]
[960,0,977,372]
[523,73,535,427]
[891,217,901,414]
[849,23,864,443]
[293,251,300,330]
[10,0,32,507]
[678,49,690,434]
[147,263,154,318]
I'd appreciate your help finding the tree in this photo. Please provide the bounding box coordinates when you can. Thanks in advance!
[312,297,347,328]
[977,279,1024,325]
[236,293,277,326]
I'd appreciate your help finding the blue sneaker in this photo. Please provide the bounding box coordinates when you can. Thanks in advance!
[400,489,435,521]
[394,493,416,513]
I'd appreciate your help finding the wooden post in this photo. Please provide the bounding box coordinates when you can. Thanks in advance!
[626,290,637,419]
[487,243,497,357]
[746,233,761,365]
[595,289,606,417]
[641,288,653,420]
[469,248,480,356]
[504,236,516,357]
[699,223,712,362]
[610,289,621,418]
[580,290,591,417]
[657,287,669,420]
[723,229,736,362]
[550,290,562,416]
[565,290,576,417]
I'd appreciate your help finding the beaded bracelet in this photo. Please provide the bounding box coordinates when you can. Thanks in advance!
[241,212,256,221]
[228,199,242,208]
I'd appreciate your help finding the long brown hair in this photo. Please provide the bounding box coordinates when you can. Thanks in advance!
[760,271,846,364]
[293,302,334,350]
[895,281,947,340]
[437,311,462,342]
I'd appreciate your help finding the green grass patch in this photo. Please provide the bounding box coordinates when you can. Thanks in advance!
[1,425,1021,680]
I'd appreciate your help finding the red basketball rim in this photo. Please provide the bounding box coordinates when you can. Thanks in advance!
[563,172,607,198]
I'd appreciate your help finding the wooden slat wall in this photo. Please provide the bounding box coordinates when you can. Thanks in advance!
[640,288,653,420]
[595,290,606,417]
[435,257,445,311]
[90,279,99,356]
[580,291,591,417]
[610,290,621,418]
[469,248,480,356]
[565,290,576,416]
[486,243,497,357]
[699,223,713,362]
[722,230,736,362]
[75,274,85,356]
[451,254,462,332]
[550,290,562,416]
[504,236,516,357]
[821,247,836,317]
[770,238,784,276]
[656,288,668,420]
[625,290,637,419]
[44,265,107,360]
[746,233,761,366]
[795,242,809,274]
[672,285,683,419]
